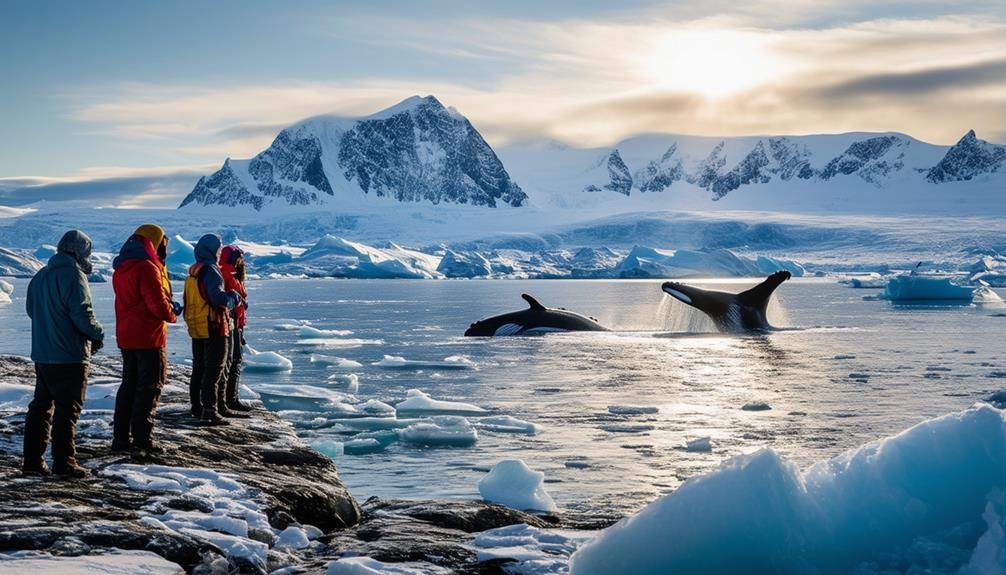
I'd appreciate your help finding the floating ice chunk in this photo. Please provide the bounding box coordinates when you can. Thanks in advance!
[478,459,558,512]
[326,556,451,575]
[274,319,311,331]
[973,285,1005,305]
[684,437,713,452]
[569,405,1006,575]
[254,384,356,413]
[311,354,364,368]
[608,405,659,415]
[299,325,354,338]
[395,389,486,416]
[326,373,360,392]
[242,346,293,372]
[881,275,975,301]
[987,390,1006,408]
[310,439,344,459]
[0,550,185,574]
[399,416,478,447]
[335,417,419,432]
[295,338,384,348]
[0,291,10,304]
[0,279,16,295]
[344,438,385,455]
[474,415,538,434]
[275,525,310,550]
[359,399,396,416]
[838,273,889,288]
[372,354,476,370]
[741,402,772,411]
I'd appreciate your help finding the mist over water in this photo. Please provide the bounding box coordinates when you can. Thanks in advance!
[1,277,1003,516]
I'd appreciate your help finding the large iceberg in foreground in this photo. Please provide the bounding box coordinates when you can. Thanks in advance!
[569,405,1006,575]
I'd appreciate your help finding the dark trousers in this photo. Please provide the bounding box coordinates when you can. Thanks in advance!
[23,363,88,468]
[113,348,167,448]
[224,327,244,406]
[191,332,230,416]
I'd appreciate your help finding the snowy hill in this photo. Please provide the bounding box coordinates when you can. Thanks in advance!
[179,96,527,211]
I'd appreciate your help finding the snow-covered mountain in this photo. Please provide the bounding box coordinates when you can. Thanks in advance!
[497,130,1006,209]
[180,96,527,211]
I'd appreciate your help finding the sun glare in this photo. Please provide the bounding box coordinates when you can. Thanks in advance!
[642,29,788,98]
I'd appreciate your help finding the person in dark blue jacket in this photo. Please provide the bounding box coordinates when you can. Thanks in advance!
[23,230,104,478]
[183,234,240,425]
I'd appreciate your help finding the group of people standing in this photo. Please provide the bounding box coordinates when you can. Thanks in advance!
[21,226,253,478]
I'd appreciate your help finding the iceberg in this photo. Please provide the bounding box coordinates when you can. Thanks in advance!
[241,346,293,372]
[612,246,801,279]
[478,459,557,512]
[0,247,43,277]
[296,235,442,279]
[436,249,492,278]
[394,389,486,416]
[881,274,975,301]
[569,405,1006,575]
[310,354,363,368]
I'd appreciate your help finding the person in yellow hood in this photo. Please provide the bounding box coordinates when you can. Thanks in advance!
[111,223,182,454]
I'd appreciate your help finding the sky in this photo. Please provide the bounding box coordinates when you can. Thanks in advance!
[1,0,1005,206]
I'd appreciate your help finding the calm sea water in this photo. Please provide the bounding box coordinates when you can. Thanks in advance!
[1,277,1004,515]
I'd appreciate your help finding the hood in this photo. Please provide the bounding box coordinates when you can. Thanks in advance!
[187,262,206,278]
[220,245,244,267]
[56,229,93,274]
[112,234,159,270]
[194,234,223,265]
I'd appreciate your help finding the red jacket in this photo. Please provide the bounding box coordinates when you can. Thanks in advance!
[112,235,177,349]
[220,246,248,328]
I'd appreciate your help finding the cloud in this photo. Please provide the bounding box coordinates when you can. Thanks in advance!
[0,166,208,208]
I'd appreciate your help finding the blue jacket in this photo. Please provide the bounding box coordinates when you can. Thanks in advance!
[195,234,239,309]
[26,252,105,364]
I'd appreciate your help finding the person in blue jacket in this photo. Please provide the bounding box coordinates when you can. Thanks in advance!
[23,230,105,478]
[183,234,241,425]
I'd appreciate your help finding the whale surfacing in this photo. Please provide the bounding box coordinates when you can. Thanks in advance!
[661,271,792,333]
[464,294,608,337]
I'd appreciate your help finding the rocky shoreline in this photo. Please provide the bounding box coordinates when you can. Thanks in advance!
[0,355,615,574]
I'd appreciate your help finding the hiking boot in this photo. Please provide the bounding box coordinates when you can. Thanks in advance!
[110,440,132,453]
[132,441,164,455]
[220,407,249,419]
[22,461,52,477]
[52,462,89,479]
[226,400,254,412]
[200,411,230,426]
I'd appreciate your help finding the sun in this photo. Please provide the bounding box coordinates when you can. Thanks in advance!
[641,28,788,98]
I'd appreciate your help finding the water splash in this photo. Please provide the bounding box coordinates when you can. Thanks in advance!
[657,296,716,333]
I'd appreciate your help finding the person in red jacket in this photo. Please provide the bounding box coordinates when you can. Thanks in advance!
[111,224,181,454]
[219,245,253,413]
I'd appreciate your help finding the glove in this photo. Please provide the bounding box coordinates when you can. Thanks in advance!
[172,301,183,315]
[90,339,104,354]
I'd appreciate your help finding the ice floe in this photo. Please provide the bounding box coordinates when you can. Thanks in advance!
[478,459,557,512]
[254,384,355,413]
[684,436,713,452]
[310,354,364,368]
[607,405,659,415]
[881,274,975,301]
[398,416,478,448]
[299,325,354,338]
[394,389,486,416]
[473,415,538,435]
[242,346,293,372]
[372,354,476,370]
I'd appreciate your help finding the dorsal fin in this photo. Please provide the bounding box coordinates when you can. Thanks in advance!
[521,293,546,311]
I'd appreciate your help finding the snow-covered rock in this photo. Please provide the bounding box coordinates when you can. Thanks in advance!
[478,459,557,512]
[180,95,526,211]
[927,130,1006,183]
[569,405,1006,575]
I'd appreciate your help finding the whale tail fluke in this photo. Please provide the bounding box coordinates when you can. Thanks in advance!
[521,293,546,311]
[737,270,792,310]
